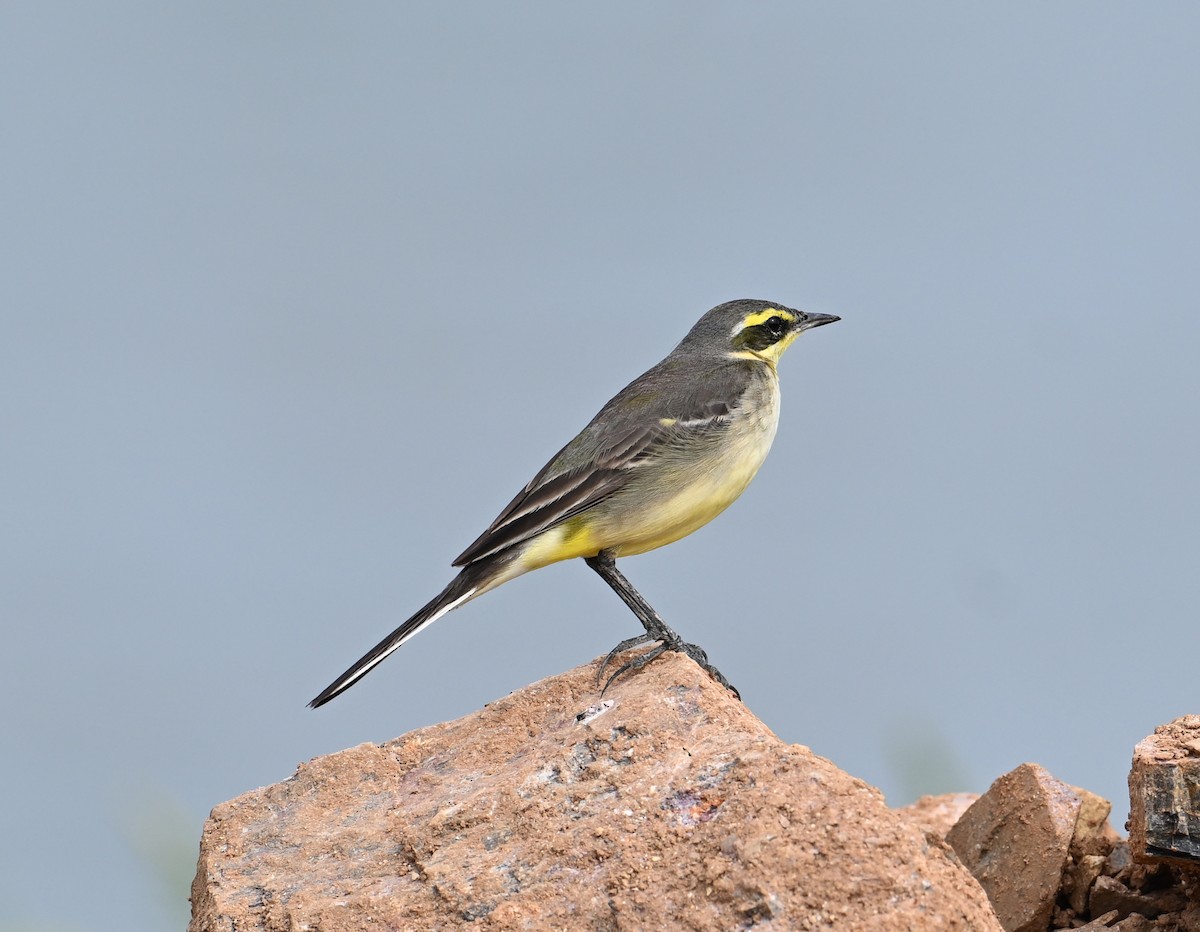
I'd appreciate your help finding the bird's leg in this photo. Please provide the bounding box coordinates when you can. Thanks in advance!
[584,550,740,699]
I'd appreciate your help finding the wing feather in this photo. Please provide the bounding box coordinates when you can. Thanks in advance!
[451,358,747,566]
[451,424,655,566]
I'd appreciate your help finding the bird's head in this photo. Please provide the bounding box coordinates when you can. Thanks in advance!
[680,299,840,367]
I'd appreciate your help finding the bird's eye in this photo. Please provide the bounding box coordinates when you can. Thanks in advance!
[765,316,786,336]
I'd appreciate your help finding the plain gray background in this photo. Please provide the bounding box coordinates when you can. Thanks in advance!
[3,4,1197,929]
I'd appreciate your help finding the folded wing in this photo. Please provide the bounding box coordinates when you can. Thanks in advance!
[452,395,735,567]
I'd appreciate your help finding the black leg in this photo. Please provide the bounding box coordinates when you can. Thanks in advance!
[584,550,740,698]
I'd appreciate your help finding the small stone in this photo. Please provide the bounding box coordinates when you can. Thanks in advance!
[1109,914,1154,932]
[1107,842,1134,881]
[946,763,1082,932]
[1074,908,1119,930]
[1090,874,1183,920]
[1075,906,1118,930]
[1071,786,1120,859]
[1128,717,1200,869]
[1066,854,1109,914]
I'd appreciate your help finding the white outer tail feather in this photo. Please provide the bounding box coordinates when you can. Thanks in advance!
[337,587,476,693]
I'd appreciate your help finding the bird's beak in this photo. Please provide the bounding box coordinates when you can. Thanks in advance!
[796,312,840,332]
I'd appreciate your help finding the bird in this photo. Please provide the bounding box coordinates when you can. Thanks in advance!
[309,299,839,708]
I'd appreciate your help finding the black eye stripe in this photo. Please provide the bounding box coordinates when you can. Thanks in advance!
[732,314,792,352]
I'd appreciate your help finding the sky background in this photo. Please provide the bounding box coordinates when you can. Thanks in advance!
[3,4,1198,929]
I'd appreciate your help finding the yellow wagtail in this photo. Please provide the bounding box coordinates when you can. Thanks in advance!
[310,299,838,707]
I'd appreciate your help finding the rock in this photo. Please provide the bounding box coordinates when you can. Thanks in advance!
[896,792,979,839]
[1073,788,1122,859]
[1090,874,1166,920]
[1107,841,1134,880]
[1074,909,1119,931]
[1065,853,1110,914]
[1128,716,1200,870]
[1061,786,1122,916]
[946,763,1095,932]
[1109,914,1155,932]
[190,652,1001,931]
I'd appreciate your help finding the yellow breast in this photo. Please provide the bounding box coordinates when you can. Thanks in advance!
[612,374,780,556]
[519,366,781,567]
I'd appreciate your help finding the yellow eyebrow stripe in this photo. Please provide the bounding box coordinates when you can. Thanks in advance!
[738,307,796,331]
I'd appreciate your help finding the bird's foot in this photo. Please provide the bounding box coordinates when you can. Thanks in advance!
[595,633,653,688]
[677,640,740,699]
[596,633,740,700]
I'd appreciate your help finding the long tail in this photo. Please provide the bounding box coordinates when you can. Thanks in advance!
[308,558,510,708]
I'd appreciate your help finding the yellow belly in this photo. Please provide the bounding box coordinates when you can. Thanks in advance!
[603,446,768,556]
[518,370,780,568]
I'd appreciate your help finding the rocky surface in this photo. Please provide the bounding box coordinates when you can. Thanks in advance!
[189,659,1200,932]
[190,652,1000,931]
[946,764,1124,931]
[942,750,1200,932]
[946,764,1097,932]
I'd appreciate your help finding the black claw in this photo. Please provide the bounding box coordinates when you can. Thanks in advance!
[599,641,669,695]
[677,641,739,698]
[596,633,653,688]
[680,641,709,665]
[595,635,740,699]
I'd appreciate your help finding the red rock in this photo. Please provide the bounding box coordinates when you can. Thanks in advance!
[946,763,1087,932]
[190,652,1001,931]
[1128,716,1200,870]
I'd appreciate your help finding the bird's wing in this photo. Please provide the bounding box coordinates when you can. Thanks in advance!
[451,359,745,567]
